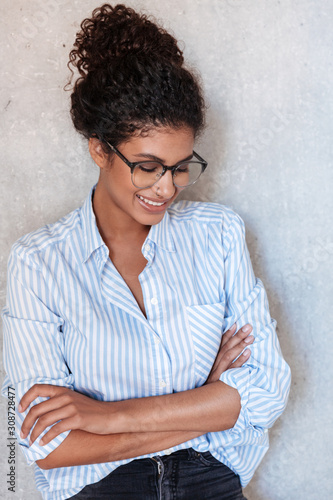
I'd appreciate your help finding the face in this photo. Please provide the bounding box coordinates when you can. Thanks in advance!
[92,127,195,229]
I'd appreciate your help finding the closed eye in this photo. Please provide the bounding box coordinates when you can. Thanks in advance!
[137,163,161,172]
[175,163,191,173]
[177,165,190,172]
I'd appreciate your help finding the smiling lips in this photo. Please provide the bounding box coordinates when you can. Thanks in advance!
[137,195,166,207]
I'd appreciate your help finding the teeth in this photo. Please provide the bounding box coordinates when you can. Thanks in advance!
[138,195,165,207]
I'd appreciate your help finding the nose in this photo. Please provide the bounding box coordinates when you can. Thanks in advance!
[154,170,176,198]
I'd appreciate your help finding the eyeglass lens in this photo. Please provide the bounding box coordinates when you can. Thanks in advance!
[132,162,203,188]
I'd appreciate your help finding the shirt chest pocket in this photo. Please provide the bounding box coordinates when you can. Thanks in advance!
[186,301,225,386]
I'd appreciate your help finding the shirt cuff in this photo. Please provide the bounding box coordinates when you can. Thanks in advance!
[219,366,252,434]
[18,430,70,465]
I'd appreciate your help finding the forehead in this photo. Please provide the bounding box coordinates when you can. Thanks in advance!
[120,126,195,163]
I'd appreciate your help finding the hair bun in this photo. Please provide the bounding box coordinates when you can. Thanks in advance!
[68,3,184,80]
[67,3,205,146]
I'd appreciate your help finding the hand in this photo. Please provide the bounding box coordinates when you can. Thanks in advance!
[206,323,254,384]
[18,385,115,447]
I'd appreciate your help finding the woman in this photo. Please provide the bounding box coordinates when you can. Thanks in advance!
[2,4,291,499]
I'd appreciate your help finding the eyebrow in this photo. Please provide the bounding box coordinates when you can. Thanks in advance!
[132,152,194,164]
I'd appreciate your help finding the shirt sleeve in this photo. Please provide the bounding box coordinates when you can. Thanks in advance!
[219,213,291,435]
[1,243,74,465]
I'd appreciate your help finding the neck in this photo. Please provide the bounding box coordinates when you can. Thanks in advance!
[92,183,150,245]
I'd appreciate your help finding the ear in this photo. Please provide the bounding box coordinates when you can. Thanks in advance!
[88,138,109,169]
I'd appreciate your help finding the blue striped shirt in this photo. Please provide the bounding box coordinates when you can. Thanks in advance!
[2,186,291,499]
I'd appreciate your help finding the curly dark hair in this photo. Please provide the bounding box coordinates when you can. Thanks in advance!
[67,4,206,149]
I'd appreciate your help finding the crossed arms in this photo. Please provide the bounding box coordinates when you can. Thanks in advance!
[18,323,254,469]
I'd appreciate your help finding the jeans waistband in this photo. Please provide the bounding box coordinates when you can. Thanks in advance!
[153,448,208,461]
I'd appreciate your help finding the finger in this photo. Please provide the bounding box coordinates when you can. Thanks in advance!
[18,384,61,413]
[29,405,75,445]
[211,335,254,376]
[221,323,237,346]
[224,335,254,365]
[214,326,253,368]
[221,324,253,351]
[39,418,77,446]
[20,394,71,439]
[230,349,251,368]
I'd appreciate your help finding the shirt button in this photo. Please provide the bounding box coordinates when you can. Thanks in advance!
[164,448,173,455]
[151,297,158,305]
[154,337,160,345]
[144,244,151,252]
[160,380,166,388]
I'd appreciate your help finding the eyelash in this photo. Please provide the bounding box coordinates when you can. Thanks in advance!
[137,165,159,172]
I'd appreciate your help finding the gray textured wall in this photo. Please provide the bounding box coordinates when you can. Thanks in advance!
[1,1,332,499]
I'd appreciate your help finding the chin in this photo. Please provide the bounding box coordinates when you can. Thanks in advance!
[136,211,166,226]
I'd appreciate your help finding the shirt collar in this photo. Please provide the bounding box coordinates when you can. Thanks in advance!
[81,185,106,263]
[147,208,176,252]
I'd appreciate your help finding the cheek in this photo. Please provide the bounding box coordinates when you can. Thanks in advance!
[106,169,134,193]
[173,186,184,198]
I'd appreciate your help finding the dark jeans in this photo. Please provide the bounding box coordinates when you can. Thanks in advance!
[69,448,246,499]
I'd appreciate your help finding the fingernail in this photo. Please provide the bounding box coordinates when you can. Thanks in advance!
[39,438,44,446]
[244,335,254,343]
[18,403,22,412]
[243,349,251,357]
[242,325,250,333]
[29,438,32,447]
[231,323,237,331]
[20,431,24,439]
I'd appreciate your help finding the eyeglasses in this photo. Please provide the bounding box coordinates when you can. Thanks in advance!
[105,141,208,189]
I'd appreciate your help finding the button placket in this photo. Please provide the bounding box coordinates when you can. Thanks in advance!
[139,250,171,394]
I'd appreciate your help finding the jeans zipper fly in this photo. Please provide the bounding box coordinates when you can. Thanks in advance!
[152,457,164,499]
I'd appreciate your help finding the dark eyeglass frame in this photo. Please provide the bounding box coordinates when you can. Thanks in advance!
[105,141,208,188]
